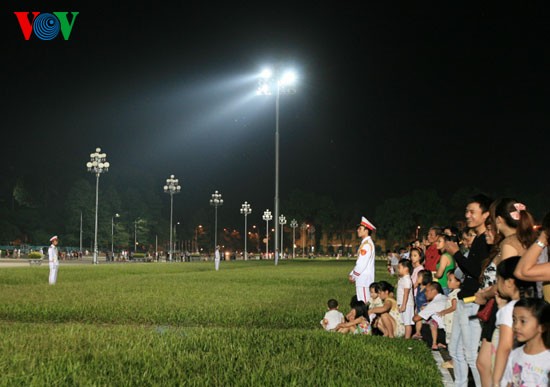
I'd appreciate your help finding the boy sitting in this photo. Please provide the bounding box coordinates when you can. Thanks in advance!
[412,281,448,350]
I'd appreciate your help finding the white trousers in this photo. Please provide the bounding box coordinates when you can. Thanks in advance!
[49,262,59,285]
[215,259,220,271]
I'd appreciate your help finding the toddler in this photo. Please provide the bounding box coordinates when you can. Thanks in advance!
[320,298,345,331]
[412,269,432,339]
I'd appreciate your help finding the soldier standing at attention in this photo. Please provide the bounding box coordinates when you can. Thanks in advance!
[349,217,376,303]
[48,235,59,285]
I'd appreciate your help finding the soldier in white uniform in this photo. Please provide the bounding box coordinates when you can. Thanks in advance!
[349,217,376,303]
[48,235,59,285]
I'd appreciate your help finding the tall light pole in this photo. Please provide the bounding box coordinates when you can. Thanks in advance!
[279,214,287,259]
[164,174,181,262]
[111,213,120,260]
[301,223,308,258]
[240,201,252,260]
[262,209,272,258]
[174,221,180,260]
[195,225,202,253]
[86,147,109,265]
[79,211,83,256]
[210,190,223,251]
[258,67,297,266]
[290,219,298,259]
[134,218,140,256]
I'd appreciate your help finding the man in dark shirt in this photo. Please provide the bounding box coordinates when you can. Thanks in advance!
[444,193,492,387]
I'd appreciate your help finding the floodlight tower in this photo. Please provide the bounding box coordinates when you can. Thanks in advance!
[258,66,297,266]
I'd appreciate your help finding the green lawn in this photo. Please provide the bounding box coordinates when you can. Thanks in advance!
[0,259,443,386]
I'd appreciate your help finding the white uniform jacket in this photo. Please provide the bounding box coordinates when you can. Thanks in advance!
[48,244,58,264]
[349,236,375,288]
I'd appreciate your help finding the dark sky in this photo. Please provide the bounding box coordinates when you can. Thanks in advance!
[2,3,549,227]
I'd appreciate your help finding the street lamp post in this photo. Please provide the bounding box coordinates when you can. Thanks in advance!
[258,67,297,266]
[174,221,180,261]
[301,223,308,258]
[195,225,202,253]
[290,219,298,259]
[210,190,223,251]
[164,175,181,262]
[86,147,109,265]
[111,213,120,261]
[262,209,272,258]
[240,202,252,260]
[279,214,287,259]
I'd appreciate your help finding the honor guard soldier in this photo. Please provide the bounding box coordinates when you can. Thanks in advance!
[349,217,376,303]
[48,235,59,285]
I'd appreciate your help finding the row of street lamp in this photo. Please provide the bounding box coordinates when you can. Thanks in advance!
[85,66,296,264]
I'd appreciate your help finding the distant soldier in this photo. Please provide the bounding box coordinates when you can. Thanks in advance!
[349,217,376,303]
[215,245,221,271]
[48,236,59,285]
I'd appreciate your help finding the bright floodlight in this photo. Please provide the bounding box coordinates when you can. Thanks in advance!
[280,71,297,86]
[260,68,273,79]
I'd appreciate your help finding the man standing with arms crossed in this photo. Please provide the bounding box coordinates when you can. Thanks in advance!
[48,235,59,285]
[349,217,376,303]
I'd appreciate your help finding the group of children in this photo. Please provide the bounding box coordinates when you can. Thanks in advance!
[321,257,550,386]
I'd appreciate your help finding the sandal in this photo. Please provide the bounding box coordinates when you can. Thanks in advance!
[437,343,447,349]
[412,333,423,340]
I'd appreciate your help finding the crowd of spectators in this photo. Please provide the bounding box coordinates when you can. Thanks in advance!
[323,194,550,387]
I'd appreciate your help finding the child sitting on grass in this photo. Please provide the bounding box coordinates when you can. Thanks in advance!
[335,304,370,334]
[412,270,432,340]
[320,298,345,331]
[368,280,404,338]
[413,281,448,350]
[368,282,384,333]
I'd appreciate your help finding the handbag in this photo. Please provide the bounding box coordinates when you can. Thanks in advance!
[476,297,496,322]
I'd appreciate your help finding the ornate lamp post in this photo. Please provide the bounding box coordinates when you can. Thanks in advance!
[210,190,223,251]
[164,175,181,262]
[86,147,109,265]
[111,213,120,260]
[258,67,297,266]
[240,201,252,260]
[290,219,298,259]
[262,209,272,258]
[278,214,287,261]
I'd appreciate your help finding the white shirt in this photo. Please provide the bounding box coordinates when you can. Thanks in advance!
[397,275,415,307]
[320,309,345,331]
[501,346,550,387]
[418,293,448,328]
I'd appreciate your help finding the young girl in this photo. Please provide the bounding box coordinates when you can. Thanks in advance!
[368,282,384,332]
[368,280,404,338]
[491,256,536,387]
[335,304,370,335]
[501,297,550,387]
[412,270,432,340]
[397,259,415,338]
[410,247,425,292]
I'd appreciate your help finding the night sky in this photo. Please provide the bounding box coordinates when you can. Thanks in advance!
[3,3,549,227]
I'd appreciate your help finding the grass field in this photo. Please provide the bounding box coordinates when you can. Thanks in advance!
[0,259,443,386]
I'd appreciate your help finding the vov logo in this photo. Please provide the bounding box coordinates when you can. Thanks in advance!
[14,12,79,40]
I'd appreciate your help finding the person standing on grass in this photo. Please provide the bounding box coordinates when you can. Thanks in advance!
[48,235,59,285]
[445,193,493,387]
[349,216,376,303]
